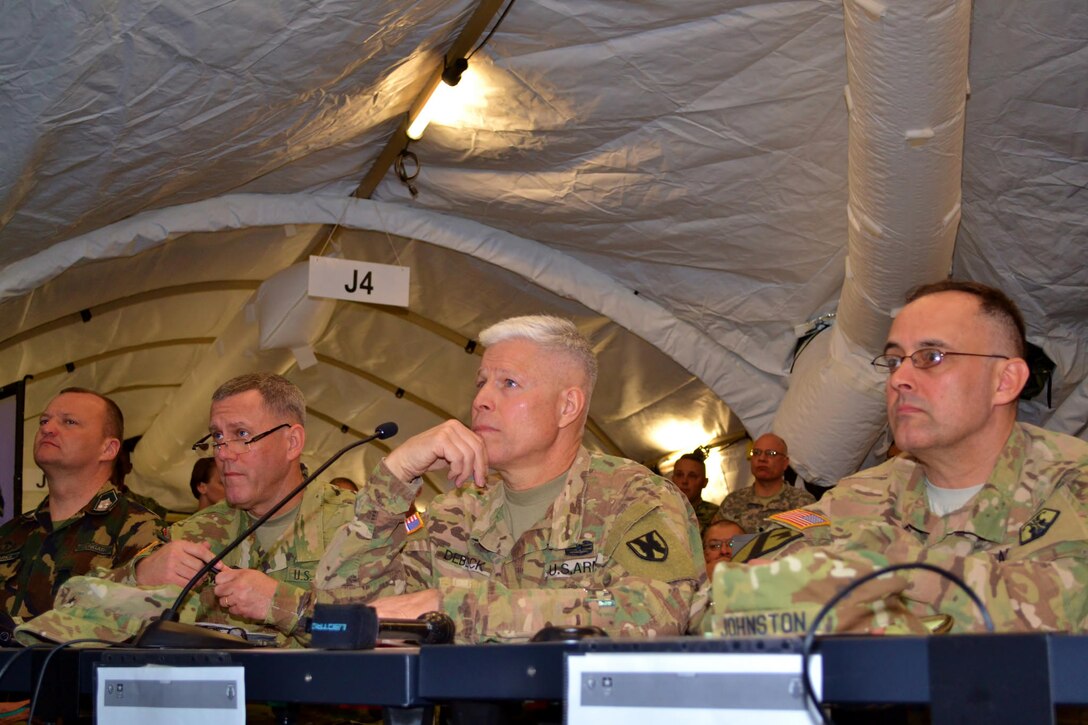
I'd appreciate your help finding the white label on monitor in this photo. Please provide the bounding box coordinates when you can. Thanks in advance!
[565,652,822,724]
[96,665,245,725]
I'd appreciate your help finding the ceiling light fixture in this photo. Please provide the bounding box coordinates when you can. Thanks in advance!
[406,58,469,141]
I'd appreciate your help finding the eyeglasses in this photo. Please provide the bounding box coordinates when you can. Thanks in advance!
[747,448,784,459]
[871,348,1009,373]
[192,423,290,455]
[704,538,738,552]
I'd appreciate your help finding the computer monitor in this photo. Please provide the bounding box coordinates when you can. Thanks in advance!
[0,380,25,525]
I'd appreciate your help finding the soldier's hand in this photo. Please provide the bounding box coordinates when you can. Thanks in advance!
[384,420,488,488]
[213,567,278,621]
[371,589,442,620]
[134,540,217,587]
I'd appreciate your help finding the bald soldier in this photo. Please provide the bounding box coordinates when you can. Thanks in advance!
[317,315,704,641]
[715,281,1088,635]
[0,388,161,619]
[715,433,814,533]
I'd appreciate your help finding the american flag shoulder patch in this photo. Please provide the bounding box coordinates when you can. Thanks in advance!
[404,512,425,535]
[768,509,830,531]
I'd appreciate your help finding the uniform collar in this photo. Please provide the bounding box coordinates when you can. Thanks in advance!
[31,480,121,529]
[902,425,1025,542]
[473,446,590,555]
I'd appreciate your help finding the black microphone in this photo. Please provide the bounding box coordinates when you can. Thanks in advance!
[134,422,398,649]
[310,604,455,649]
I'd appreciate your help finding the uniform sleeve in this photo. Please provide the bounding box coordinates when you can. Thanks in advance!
[731,484,1088,633]
[112,506,165,568]
[310,460,430,608]
[438,489,705,643]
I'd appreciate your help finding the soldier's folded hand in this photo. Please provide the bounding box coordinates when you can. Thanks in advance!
[213,566,278,621]
[134,540,217,587]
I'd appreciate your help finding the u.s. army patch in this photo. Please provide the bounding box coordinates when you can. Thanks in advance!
[625,530,668,562]
[768,509,829,531]
[731,528,803,563]
[1020,508,1060,545]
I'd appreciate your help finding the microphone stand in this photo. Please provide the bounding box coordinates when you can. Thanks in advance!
[134,422,397,648]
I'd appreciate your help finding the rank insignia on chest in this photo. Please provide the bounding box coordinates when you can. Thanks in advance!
[768,509,829,531]
[625,530,668,562]
[1020,508,1060,545]
[404,512,425,535]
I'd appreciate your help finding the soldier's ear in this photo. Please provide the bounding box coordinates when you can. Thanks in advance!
[994,357,1030,405]
[100,436,120,462]
[285,423,306,458]
[556,386,587,429]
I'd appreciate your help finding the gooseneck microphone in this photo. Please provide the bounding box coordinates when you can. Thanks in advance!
[134,421,398,648]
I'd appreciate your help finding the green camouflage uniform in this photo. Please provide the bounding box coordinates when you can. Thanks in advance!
[692,499,720,534]
[16,482,355,647]
[713,423,1088,635]
[0,482,162,619]
[714,482,815,533]
[317,447,705,642]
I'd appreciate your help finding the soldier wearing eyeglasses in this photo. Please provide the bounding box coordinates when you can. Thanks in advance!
[713,433,814,534]
[18,373,356,647]
[722,280,1088,635]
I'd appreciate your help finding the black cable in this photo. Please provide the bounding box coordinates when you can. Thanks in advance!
[799,562,994,725]
[467,0,518,59]
[27,638,116,723]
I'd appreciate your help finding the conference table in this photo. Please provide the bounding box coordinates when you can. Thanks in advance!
[2,633,1087,723]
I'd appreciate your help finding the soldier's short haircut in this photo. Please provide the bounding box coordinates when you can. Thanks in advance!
[906,279,1027,359]
[58,387,124,441]
[189,457,217,499]
[676,452,707,476]
[478,315,599,392]
[212,372,306,425]
[705,518,745,536]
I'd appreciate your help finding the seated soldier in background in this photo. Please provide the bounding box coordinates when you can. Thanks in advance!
[714,281,1088,635]
[715,433,814,533]
[16,373,356,647]
[0,388,162,619]
[316,315,704,642]
[702,519,745,578]
[670,451,719,533]
[189,456,225,511]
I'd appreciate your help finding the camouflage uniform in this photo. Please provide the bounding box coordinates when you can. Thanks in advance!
[0,482,161,619]
[714,482,815,533]
[15,482,354,647]
[717,423,1088,635]
[692,499,720,534]
[317,447,705,642]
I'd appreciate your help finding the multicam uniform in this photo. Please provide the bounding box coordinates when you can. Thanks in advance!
[0,482,161,619]
[714,482,815,533]
[692,499,720,534]
[317,447,705,642]
[717,423,1088,635]
[16,482,355,647]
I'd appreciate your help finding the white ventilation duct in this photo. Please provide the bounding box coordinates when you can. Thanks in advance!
[774,0,973,486]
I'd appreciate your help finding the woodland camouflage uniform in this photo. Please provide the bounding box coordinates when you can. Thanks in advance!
[15,482,354,647]
[317,446,705,642]
[709,423,1088,635]
[0,482,161,619]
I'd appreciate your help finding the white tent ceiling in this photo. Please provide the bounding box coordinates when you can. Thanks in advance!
[1,0,1084,513]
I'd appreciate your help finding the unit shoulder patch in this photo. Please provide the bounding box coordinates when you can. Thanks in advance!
[1020,508,1060,545]
[625,530,668,562]
[767,508,829,531]
[732,528,804,563]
